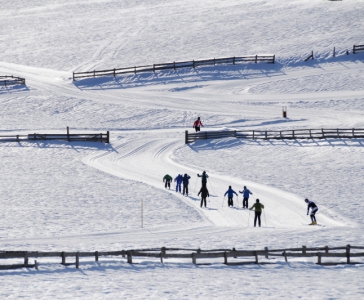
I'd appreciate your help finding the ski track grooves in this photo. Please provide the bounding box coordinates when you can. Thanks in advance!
[84,135,345,229]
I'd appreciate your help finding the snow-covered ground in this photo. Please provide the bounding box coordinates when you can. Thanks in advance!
[1,0,364,298]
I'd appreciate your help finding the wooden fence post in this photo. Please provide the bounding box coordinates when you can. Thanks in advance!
[264,247,269,259]
[127,251,133,264]
[352,128,355,138]
[346,244,351,264]
[265,131,267,139]
[325,246,329,254]
[283,251,288,262]
[292,130,295,139]
[160,247,166,263]
[35,260,39,270]
[113,68,116,77]
[24,252,29,266]
[76,252,79,268]
[302,246,306,254]
[272,55,275,63]
[61,251,66,265]
[224,251,228,264]
[192,253,196,265]
[95,251,99,262]
[106,131,110,143]
[93,70,96,78]
[255,55,258,63]
[67,126,70,142]
[72,72,75,81]
[317,252,322,264]
[134,66,136,74]
[173,62,176,70]
[254,251,258,264]
[153,64,155,73]
[185,130,188,144]
[321,128,324,138]
[252,130,255,140]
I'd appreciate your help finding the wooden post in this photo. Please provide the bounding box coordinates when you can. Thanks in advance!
[61,252,66,265]
[283,251,288,262]
[114,68,116,77]
[185,130,188,144]
[321,128,324,138]
[292,130,295,139]
[106,131,110,143]
[34,260,39,271]
[72,72,75,81]
[24,253,29,266]
[134,66,136,74]
[280,131,282,139]
[317,252,322,264]
[264,247,269,259]
[333,47,335,57]
[67,126,70,142]
[352,128,355,138]
[302,246,306,254]
[224,251,228,264]
[255,55,258,63]
[265,131,267,139]
[95,251,99,262]
[309,129,312,139]
[173,62,176,70]
[252,130,255,140]
[233,56,235,65]
[76,252,79,269]
[325,246,329,254]
[337,128,339,138]
[153,64,155,73]
[234,130,237,138]
[254,251,258,264]
[192,253,196,265]
[311,50,314,59]
[346,244,351,264]
[127,251,133,264]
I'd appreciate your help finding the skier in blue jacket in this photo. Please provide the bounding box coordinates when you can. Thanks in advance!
[224,186,238,207]
[239,186,253,209]
[182,174,191,196]
[174,174,183,193]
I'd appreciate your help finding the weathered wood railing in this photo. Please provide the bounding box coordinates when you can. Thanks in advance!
[353,44,364,54]
[185,128,364,144]
[72,55,275,80]
[0,75,26,86]
[0,127,110,143]
[1,245,363,270]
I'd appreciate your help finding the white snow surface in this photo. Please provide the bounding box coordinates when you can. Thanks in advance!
[1,0,364,299]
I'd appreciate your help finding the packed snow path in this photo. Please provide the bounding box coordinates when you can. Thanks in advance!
[83,132,342,228]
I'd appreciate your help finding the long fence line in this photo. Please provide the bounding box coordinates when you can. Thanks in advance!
[353,44,364,54]
[185,128,364,144]
[0,127,109,143]
[1,245,363,270]
[0,75,26,86]
[72,55,275,80]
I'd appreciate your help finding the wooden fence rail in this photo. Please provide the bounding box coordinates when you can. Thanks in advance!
[0,127,110,143]
[1,245,363,270]
[0,75,26,86]
[72,55,275,80]
[185,128,364,144]
[353,44,364,54]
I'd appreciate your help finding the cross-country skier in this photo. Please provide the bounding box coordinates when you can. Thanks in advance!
[197,171,209,187]
[174,174,183,193]
[193,117,204,132]
[239,186,253,209]
[198,186,209,208]
[163,174,173,189]
[305,198,318,225]
[224,186,238,207]
[182,173,191,196]
[249,199,265,227]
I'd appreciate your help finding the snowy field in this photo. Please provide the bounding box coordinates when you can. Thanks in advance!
[1,0,364,299]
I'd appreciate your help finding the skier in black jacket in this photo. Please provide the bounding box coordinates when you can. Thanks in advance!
[182,174,191,196]
[305,198,318,225]
[198,186,209,208]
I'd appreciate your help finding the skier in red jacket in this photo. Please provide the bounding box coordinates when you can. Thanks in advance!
[193,117,204,132]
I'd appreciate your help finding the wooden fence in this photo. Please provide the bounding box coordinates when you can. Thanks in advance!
[0,75,26,86]
[1,245,363,270]
[185,128,364,144]
[0,127,109,143]
[72,55,275,81]
[353,44,364,54]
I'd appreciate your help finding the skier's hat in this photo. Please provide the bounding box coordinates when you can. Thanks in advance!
[304,198,308,202]
[256,199,260,203]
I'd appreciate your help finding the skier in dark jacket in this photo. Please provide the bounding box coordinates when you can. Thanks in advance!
[250,199,265,227]
[163,174,173,189]
[174,174,183,193]
[193,117,204,132]
[198,186,209,208]
[239,186,253,209]
[197,171,209,187]
[182,174,191,196]
[305,198,318,225]
[224,186,238,207]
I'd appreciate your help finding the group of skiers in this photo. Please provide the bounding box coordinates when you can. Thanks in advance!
[164,173,319,226]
